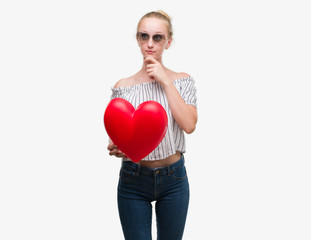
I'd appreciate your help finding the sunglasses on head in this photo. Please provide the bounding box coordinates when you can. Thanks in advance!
[136,32,166,44]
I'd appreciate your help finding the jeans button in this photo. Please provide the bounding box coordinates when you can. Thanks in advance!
[155,170,160,174]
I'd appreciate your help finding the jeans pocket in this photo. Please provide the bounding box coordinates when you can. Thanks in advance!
[171,165,187,180]
[119,167,136,183]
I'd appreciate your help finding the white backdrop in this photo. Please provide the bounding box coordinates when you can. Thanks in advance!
[1,0,310,239]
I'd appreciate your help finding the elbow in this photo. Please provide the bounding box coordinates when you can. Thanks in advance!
[179,111,198,134]
[184,107,198,134]
[184,124,196,134]
[182,117,198,134]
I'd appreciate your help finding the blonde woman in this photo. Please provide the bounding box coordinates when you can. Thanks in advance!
[107,11,198,240]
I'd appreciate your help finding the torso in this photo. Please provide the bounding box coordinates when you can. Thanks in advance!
[115,68,189,168]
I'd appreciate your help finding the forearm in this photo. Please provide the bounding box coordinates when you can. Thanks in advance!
[163,81,197,134]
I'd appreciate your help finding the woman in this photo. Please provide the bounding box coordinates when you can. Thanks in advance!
[107,11,198,240]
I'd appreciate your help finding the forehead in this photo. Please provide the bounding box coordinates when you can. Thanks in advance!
[138,17,168,34]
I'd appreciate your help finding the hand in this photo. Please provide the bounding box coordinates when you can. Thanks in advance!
[107,142,126,158]
[145,57,170,85]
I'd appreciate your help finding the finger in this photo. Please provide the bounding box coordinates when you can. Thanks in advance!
[115,150,126,158]
[109,149,119,156]
[107,143,117,151]
[146,64,156,69]
[115,153,125,158]
[144,57,157,64]
[146,68,154,73]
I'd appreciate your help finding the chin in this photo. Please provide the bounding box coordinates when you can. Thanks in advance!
[144,54,160,59]
[148,53,155,56]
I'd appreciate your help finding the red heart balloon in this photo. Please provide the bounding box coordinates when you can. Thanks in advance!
[104,98,168,162]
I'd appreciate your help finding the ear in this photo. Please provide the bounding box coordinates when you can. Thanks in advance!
[165,38,172,50]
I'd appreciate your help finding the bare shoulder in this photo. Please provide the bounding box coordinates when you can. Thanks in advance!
[113,78,124,88]
[166,69,191,81]
[113,75,136,88]
[176,72,191,79]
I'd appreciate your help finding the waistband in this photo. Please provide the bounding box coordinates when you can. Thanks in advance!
[121,154,185,176]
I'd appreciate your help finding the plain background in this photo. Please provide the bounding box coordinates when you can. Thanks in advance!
[0,0,310,239]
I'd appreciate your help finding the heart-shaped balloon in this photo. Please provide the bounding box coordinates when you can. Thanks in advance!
[104,98,168,162]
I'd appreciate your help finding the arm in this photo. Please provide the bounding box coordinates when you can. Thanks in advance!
[162,81,197,134]
[145,57,198,134]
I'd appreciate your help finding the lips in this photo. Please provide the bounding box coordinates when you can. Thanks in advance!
[146,51,154,54]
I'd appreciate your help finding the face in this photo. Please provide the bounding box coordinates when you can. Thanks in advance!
[137,17,172,60]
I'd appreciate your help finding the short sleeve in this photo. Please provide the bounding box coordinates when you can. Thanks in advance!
[177,77,198,108]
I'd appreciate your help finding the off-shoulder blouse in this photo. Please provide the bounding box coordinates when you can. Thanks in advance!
[110,77,197,161]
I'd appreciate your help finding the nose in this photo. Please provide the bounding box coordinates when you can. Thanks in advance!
[147,38,154,48]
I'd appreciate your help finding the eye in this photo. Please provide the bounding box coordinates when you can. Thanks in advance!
[140,33,149,41]
[153,34,164,42]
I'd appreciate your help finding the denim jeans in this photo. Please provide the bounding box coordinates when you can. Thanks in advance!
[117,154,190,240]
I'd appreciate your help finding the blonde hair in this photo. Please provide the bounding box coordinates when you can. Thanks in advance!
[137,10,173,39]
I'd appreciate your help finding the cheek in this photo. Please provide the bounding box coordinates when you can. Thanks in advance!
[158,46,167,54]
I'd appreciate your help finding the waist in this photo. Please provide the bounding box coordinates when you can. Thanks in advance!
[137,151,182,168]
[121,153,185,175]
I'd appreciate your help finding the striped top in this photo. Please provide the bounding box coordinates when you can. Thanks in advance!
[110,76,197,161]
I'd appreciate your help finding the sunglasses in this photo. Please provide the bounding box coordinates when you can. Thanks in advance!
[136,32,166,44]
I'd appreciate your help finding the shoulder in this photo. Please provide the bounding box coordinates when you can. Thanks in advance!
[166,69,191,81]
[113,75,136,88]
[113,78,125,88]
[176,72,191,79]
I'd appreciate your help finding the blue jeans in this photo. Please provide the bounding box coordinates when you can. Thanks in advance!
[117,154,190,240]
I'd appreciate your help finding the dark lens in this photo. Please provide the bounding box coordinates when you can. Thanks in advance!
[153,34,164,43]
[139,32,149,42]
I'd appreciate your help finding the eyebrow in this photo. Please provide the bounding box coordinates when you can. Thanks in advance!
[139,30,165,35]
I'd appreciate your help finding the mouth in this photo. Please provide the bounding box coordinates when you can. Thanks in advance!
[146,51,154,54]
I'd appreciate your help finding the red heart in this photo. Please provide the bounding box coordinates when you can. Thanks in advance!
[104,98,168,162]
